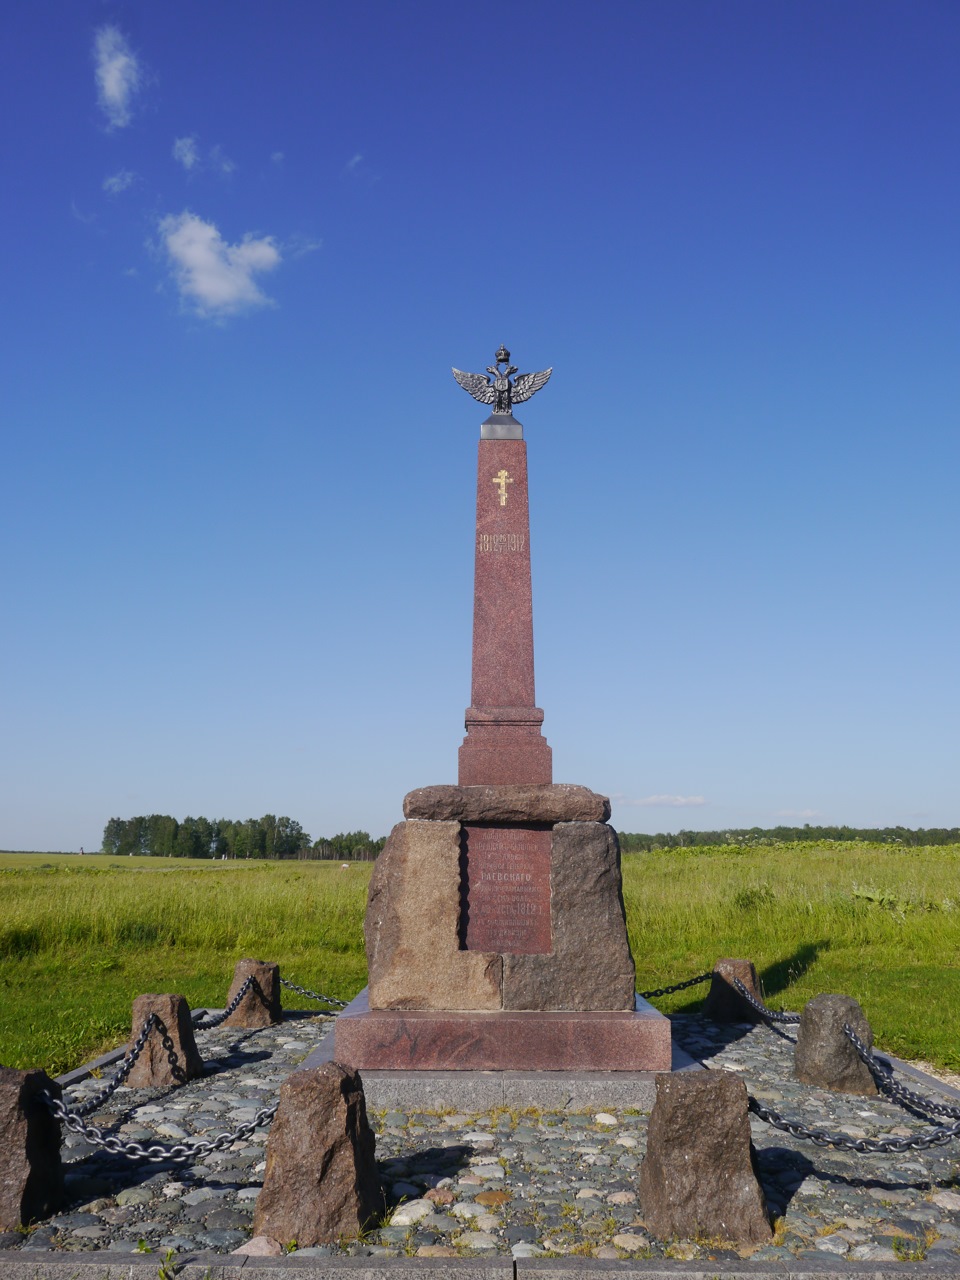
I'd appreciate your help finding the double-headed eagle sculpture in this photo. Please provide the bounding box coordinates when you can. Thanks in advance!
[452,345,552,416]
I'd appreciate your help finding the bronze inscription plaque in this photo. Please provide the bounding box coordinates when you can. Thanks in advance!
[461,824,552,955]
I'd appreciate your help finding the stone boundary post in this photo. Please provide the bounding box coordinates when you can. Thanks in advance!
[126,994,204,1087]
[0,1067,64,1229]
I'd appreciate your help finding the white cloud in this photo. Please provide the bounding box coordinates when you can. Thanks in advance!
[209,145,236,176]
[159,211,281,318]
[93,26,141,129]
[343,152,379,184]
[614,794,708,808]
[70,200,96,225]
[271,151,285,165]
[284,232,322,259]
[774,808,823,819]
[173,136,200,170]
[102,169,136,195]
[173,137,236,176]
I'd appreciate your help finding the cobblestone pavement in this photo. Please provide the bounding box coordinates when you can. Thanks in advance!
[3,1009,960,1265]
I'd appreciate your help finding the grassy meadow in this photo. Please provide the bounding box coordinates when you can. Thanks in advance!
[0,854,368,1076]
[1,842,958,1076]
[622,841,960,1069]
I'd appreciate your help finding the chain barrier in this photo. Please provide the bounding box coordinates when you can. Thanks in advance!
[62,1015,184,1115]
[843,1025,960,1120]
[192,974,257,1029]
[62,969,339,1122]
[65,1014,157,1116]
[43,968,347,1159]
[725,987,960,1153]
[637,972,712,1000]
[747,1094,960,1153]
[732,977,801,1024]
[49,959,960,1165]
[193,972,348,1028]
[279,977,347,1008]
[43,1089,277,1162]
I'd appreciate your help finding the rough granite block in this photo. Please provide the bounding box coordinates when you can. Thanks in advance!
[126,994,204,1088]
[502,822,635,1010]
[365,820,502,1011]
[404,783,610,824]
[0,1067,64,1230]
[222,959,282,1029]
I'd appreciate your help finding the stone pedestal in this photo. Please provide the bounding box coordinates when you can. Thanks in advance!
[365,789,634,1013]
[336,783,671,1072]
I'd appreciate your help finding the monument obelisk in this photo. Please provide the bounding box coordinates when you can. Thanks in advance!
[333,348,671,1078]
[457,346,552,786]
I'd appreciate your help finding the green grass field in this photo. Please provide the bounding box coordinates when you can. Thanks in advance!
[1,842,957,1076]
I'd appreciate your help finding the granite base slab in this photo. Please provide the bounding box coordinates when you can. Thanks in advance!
[332,990,671,1073]
[312,988,684,1110]
[303,1033,699,1111]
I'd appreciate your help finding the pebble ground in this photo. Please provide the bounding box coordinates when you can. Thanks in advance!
[4,1008,960,1265]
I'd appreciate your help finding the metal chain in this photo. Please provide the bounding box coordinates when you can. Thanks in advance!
[844,1025,960,1120]
[65,1013,158,1116]
[637,972,712,1000]
[64,970,340,1118]
[194,974,348,1025]
[633,969,960,1154]
[42,1090,277,1162]
[747,1095,960,1153]
[192,974,257,1029]
[279,977,347,1009]
[51,968,344,1148]
[65,1015,186,1117]
[732,977,801,1024]
[157,1022,187,1083]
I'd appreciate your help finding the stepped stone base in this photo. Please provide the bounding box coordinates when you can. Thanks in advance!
[333,988,671,1072]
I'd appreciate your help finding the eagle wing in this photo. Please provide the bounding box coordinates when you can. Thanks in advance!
[510,367,553,403]
[452,368,496,405]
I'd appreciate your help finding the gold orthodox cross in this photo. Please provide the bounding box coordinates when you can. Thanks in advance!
[492,469,514,506]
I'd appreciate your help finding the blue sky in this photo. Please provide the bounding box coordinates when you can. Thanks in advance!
[2,2,958,850]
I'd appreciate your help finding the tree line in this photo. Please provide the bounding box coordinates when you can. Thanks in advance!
[617,824,960,852]
[101,815,386,861]
[103,816,957,860]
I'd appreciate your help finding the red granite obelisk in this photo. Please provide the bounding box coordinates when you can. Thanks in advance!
[459,434,552,785]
